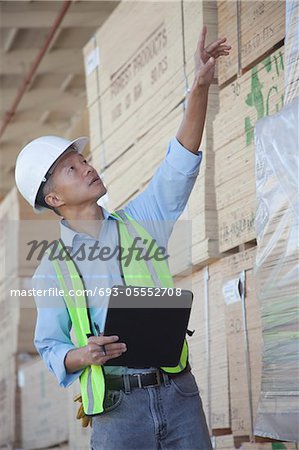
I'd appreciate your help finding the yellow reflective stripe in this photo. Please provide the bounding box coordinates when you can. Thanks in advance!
[87,367,94,414]
[47,246,103,414]
[57,241,91,337]
[115,210,162,287]
[91,365,105,414]
[48,243,92,340]
[122,211,174,288]
[47,252,87,348]
[161,339,188,373]
[80,367,91,414]
[80,365,106,415]
[117,221,154,287]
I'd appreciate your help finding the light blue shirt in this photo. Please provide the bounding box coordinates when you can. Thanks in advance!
[32,137,202,387]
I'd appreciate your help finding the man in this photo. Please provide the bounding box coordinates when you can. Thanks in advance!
[15,26,231,449]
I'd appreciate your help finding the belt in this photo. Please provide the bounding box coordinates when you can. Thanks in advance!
[106,362,191,391]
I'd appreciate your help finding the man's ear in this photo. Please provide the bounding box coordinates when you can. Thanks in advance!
[44,192,65,209]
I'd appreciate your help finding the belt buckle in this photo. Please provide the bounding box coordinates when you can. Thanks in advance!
[132,373,143,389]
[132,370,162,388]
[146,370,162,388]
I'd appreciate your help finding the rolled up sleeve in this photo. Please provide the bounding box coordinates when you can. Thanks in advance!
[165,137,203,177]
[32,261,84,388]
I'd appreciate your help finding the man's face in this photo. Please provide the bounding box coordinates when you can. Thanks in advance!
[45,150,107,210]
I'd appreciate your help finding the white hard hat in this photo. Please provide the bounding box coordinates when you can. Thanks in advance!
[15,135,89,213]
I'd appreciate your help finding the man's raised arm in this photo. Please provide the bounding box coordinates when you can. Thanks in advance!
[176,25,231,154]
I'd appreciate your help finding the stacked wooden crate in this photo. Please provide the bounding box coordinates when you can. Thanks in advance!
[215,1,286,253]
[83,0,220,268]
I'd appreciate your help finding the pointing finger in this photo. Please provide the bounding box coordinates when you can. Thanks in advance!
[198,25,207,53]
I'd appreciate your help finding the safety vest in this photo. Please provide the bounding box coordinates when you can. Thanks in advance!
[48,209,189,415]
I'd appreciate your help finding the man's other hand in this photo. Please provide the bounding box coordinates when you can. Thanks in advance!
[194,25,232,87]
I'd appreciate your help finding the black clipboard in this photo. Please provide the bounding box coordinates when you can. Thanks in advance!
[103,285,193,368]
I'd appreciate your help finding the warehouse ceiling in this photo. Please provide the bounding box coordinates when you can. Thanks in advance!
[0,0,119,201]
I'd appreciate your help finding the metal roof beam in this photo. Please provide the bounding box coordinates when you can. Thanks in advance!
[0,11,111,28]
[0,49,84,74]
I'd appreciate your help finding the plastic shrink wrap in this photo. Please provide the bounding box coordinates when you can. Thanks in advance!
[253,97,299,441]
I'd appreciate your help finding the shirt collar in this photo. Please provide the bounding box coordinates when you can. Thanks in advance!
[59,206,121,248]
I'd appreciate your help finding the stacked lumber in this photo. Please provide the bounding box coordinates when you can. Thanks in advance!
[0,86,91,450]
[175,269,212,427]
[0,109,90,448]
[83,0,220,267]
[0,190,58,448]
[214,46,285,252]
[0,357,16,448]
[67,379,91,450]
[217,1,285,86]
[175,246,263,442]
[18,357,68,450]
[220,248,262,438]
[212,434,235,449]
[241,443,298,450]
[284,0,299,104]
[215,0,286,253]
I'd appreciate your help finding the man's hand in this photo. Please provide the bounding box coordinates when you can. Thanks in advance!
[194,25,231,87]
[176,26,232,153]
[65,335,127,373]
[84,335,127,366]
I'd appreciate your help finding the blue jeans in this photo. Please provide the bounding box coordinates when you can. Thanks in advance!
[91,370,212,450]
